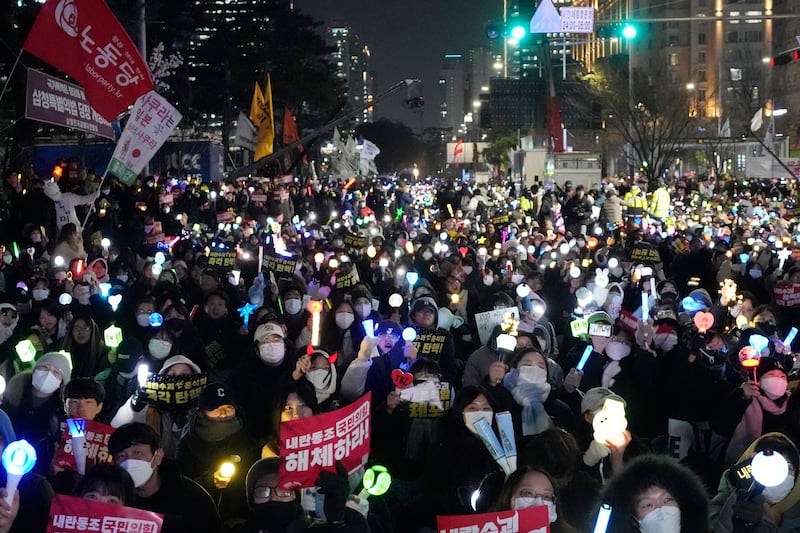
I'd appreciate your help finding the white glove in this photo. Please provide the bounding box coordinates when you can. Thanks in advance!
[601,361,621,389]
[583,439,610,467]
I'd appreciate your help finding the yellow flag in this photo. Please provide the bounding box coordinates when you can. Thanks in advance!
[254,75,274,160]
[249,82,264,126]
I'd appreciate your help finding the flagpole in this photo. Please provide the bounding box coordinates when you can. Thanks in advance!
[0,51,23,106]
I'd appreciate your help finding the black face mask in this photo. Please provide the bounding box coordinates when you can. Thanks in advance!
[165,317,185,334]
[251,501,301,530]
[756,322,777,336]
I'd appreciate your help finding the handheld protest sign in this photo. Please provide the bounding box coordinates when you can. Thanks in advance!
[391,369,413,389]
[693,311,714,333]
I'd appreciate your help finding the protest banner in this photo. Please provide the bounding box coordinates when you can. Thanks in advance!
[25,69,114,139]
[403,381,452,418]
[250,193,268,203]
[437,506,549,533]
[144,221,165,245]
[474,307,520,345]
[142,373,208,410]
[491,214,510,226]
[774,282,800,308]
[207,248,237,269]
[334,268,360,289]
[618,309,639,333]
[279,393,371,490]
[53,419,114,472]
[630,242,662,264]
[158,193,173,206]
[414,330,449,358]
[107,91,181,185]
[48,494,163,533]
[263,253,298,278]
[342,232,367,249]
[216,211,234,224]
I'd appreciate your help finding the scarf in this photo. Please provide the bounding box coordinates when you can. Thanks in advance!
[725,393,790,466]
[504,370,553,436]
[193,413,243,443]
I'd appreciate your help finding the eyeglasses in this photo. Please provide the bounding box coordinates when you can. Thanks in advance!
[253,486,293,500]
[0,309,18,319]
[516,488,556,503]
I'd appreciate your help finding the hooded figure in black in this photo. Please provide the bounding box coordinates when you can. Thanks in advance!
[598,454,709,533]
[407,296,456,384]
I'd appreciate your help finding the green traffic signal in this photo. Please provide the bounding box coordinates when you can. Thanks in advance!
[622,23,637,39]
[510,24,527,39]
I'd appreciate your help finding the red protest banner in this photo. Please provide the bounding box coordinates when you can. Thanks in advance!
[774,282,800,308]
[618,309,639,333]
[47,494,163,533]
[279,392,371,490]
[437,506,549,533]
[217,211,234,224]
[54,419,115,472]
[23,0,154,122]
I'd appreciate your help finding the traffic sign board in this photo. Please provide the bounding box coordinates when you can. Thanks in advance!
[561,7,595,33]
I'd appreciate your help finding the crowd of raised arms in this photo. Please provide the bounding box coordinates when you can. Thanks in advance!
[0,166,797,533]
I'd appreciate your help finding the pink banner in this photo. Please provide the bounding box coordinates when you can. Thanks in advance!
[437,506,549,533]
[279,393,371,489]
[53,419,114,472]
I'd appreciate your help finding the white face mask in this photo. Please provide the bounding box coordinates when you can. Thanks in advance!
[760,375,788,399]
[120,458,155,488]
[117,273,129,283]
[462,266,473,275]
[463,410,493,435]
[605,341,631,361]
[518,365,548,384]
[511,273,524,285]
[483,276,494,287]
[335,312,355,330]
[422,252,433,261]
[284,299,302,315]
[136,314,151,328]
[749,269,763,279]
[148,339,172,360]
[355,303,372,318]
[637,505,681,533]
[259,342,285,364]
[653,332,678,352]
[306,368,331,391]
[762,473,795,504]
[513,497,557,523]
[32,369,61,394]
[32,288,50,301]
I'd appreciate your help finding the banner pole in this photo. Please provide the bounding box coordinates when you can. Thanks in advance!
[80,160,112,230]
[0,52,23,107]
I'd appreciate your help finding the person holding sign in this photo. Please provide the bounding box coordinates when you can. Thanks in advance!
[407,296,456,384]
[109,422,222,533]
[490,465,577,533]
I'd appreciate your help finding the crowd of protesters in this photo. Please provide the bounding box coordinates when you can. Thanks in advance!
[0,163,796,532]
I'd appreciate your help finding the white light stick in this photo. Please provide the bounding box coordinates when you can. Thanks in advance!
[641,292,649,321]
[650,278,657,297]
[137,364,149,388]
[2,440,36,505]
[66,418,87,475]
[593,504,613,533]
[309,301,323,346]
[362,319,375,338]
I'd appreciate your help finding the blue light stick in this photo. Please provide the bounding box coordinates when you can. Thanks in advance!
[750,334,770,354]
[2,440,36,505]
[237,302,258,328]
[149,312,163,328]
[593,504,612,533]
[783,327,798,348]
[577,345,593,371]
[362,319,375,337]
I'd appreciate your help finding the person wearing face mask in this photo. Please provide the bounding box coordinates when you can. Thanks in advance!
[318,300,357,375]
[4,352,72,473]
[427,387,504,518]
[293,350,340,412]
[711,433,800,532]
[346,286,381,351]
[279,287,310,344]
[490,466,577,532]
[722,358,793,467]
[130,298,157,344]
[29,277,51,303]
[145,329,176,365]
[109,422,222,533]
[230,321,296,440]
[161,303,205,369]
[600,454,709,533]
[0,302,22,368]
[177,384,260,529]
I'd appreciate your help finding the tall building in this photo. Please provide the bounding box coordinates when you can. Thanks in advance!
[439,54,467,131]
[325,18,374,124]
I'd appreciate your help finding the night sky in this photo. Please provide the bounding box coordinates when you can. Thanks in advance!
[296,0,499,131]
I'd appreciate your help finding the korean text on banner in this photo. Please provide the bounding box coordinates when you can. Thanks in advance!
[279,392,371,490]
[23,0,154,122]
[47,494,163,533]
[437,506,549,533]
[53,419,115,472]
[108,91,181,185]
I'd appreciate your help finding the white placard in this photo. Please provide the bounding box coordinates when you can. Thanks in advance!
[475,307,520,345]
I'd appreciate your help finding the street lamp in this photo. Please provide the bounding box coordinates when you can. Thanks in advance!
[623,22,637,176]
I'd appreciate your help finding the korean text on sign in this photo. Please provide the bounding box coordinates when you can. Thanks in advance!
[279,393,371,489]
[54,419,115,472]
[47,494,163,533]
[263,254,298,277]
[436,506,549,533]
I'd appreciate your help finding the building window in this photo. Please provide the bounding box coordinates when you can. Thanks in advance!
[730,68,742,81]
[745,31,762,42]
[698,51,706,63]
[698,90,706,100]
[670,53,679,65]
[668,34,679,45]
[698,32,706,44]
[698,70,706,82]
[727,32,738,42]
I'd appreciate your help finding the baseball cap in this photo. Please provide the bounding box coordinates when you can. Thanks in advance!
[581,387,626,414]
[254,323,285,343]
[411,297,438,315]
[198,383,234,412]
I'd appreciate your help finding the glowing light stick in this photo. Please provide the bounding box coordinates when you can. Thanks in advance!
[405,271,418,288]
[11,242,19,260]
[218,461,236,479]
[66,418,87,474]
[137,364,149,388]
[389,293,404,308]
[752,450,789,487]
[641,292,649,321]
[495,412,517,472]
[777,248,792,270]
[2,440,36,505]
[237,302,258,328]
[149,313,163,328]
[402,327,417,343]
[108,294,122,312]
[99,283,112,298]
[783,327,798,349]
[309,300,323,346]
[314,252,325,270]
[577,345,593,372]
[739,346,761,383]
[362,319,375,338]
[650,278,657,297]
[154,252,166,265]
[104,325,123,348]
[54,256,65,268]
[750,334,770,354]
[593,504,613,533]
[358,465,392,499]
[15,339,36,364]
[101,238,111,250]
[59,293,72,306]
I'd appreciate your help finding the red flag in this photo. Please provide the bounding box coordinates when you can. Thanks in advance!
[23,0,154,122]
[453,139,464,156]
[282,108,302,150]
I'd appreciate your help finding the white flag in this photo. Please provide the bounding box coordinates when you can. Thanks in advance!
[108,91,181,185]
[234,112,257,151]
[360,139,381,161]
[750,108,763,132]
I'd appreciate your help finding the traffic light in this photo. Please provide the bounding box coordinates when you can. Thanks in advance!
[509,21,527,40]
[484,17,530,41]
[771,50,800,67]
[597,22,639,40]
[622,23,637,39]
